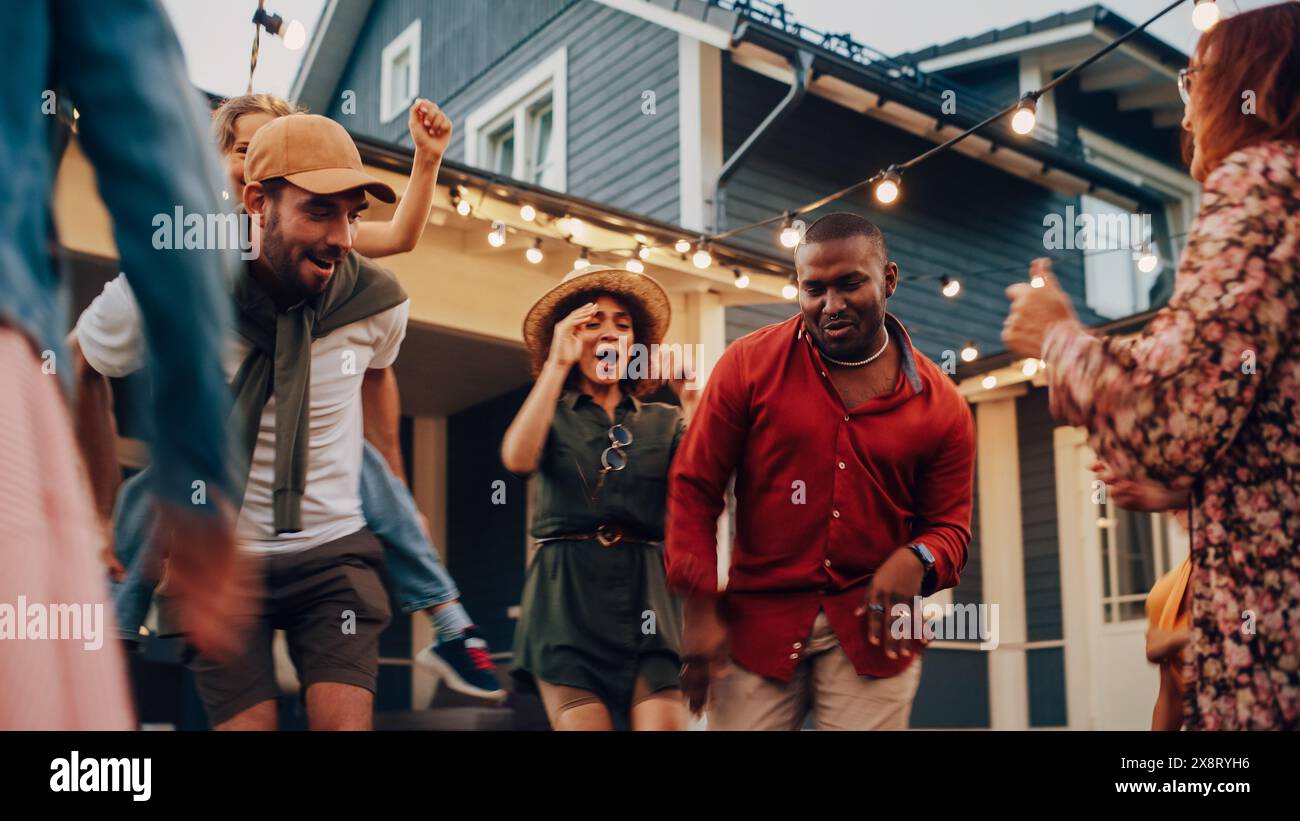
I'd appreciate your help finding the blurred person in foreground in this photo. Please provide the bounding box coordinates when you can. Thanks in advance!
[1004,3,1300,730]
[0,0,240,729]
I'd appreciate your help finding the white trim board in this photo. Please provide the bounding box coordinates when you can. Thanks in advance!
[593,0,734,49]
[380,18,421,124]
[464,47,568,191]
[678,34,723,232]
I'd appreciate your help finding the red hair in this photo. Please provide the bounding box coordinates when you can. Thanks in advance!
[1185,2,1300,174]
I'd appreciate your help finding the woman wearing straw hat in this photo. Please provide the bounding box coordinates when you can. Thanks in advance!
[502,266,691,730]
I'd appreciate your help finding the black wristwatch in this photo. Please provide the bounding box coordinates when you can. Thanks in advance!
[907,542,936,573]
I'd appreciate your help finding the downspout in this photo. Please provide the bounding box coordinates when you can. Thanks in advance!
[711,47,814,234]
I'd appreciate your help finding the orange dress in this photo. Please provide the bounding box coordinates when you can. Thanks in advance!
[1145,557,1191,731]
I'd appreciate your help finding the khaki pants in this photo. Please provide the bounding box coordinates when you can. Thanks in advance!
[708,611,921,730]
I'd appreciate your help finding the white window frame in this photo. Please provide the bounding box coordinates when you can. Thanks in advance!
[380,19,421,124]
[1079,193,1154,321]
[465,47,567,191]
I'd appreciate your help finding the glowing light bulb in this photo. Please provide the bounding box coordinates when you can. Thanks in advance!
[1192,0,1220,32]
[1011,96,1038,135]
[941,276,961,298]
[674,239,691,254]
[960,342,979,362]
[455,198,471,217]
[1137,249,1159,274]
[874,171,901,205]
[526,240,543,264]
[981,375,997,390]
[573,250,590,270]
[637,245,650,261]
[1022,359,1039,377]
[692,247,712,269]
[734,270,750,289]
[626,258,644,273]
[782,282,798,300]
[519,204,536,222]
[488,221,506,247]
[283,19,307,50]
[1031,275,1046,288]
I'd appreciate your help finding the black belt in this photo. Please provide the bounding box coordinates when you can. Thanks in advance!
[534,524,660,547]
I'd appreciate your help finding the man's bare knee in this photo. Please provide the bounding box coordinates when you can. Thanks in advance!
[305,682,373,730]
[215,699,278,731]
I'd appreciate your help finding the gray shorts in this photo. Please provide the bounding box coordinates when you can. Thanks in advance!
[175,528,392,726]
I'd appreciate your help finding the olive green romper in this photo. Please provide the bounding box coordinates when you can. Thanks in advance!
[511,389,686,715]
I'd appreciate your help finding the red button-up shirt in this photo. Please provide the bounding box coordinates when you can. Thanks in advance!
[667,313,975,681]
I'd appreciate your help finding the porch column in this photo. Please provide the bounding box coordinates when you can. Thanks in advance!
[410,415,447,708]
[975,394,1030,729]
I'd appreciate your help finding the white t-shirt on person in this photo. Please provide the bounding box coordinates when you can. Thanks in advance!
[75,273,409,555]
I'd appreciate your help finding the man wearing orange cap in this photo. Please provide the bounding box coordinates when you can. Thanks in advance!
[85,114,411,730]
[190,114,413,729]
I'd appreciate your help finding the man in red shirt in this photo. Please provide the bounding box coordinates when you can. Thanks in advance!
[667,212,976,730]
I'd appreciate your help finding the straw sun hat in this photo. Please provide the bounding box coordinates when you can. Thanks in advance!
[522,266,671,376]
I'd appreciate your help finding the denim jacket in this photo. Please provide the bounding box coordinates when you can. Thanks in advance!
[1,0,236,505]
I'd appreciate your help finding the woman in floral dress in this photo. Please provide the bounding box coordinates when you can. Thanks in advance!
[1003,3,1300,729]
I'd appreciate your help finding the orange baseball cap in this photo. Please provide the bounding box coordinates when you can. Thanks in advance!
[244,113,396,203]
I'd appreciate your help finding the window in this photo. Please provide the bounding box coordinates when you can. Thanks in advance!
[381,20,421,123]
[1096,502,1176,623]
[466,48,567,190]
[1080,194,1159,320]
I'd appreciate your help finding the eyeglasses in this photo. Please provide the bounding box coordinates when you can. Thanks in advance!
[575,424,634,503]
[1177,66,1202,105]
[600,424,634,471]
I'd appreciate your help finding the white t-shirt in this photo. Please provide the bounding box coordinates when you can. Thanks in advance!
[77,274,409,555]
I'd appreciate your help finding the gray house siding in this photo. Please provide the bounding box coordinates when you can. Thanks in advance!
[1018,386,1068,726]
[1018,387,1063,643]
[719,56,1105,363]
[325,0,578,142]
[327,0,681,223]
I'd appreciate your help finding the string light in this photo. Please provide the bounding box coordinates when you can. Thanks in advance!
[1011,94,1038,135]
[519,204,536,222]
[453,190,472,217]
[526,239,544,264]
[960,341,979,362]
[487,221,506,247]
[1030,274,1046,288]
[981,374,997,389]
[1137,243,1159,274]
[1192,0,1220,31]
[1022,359,1040,377]
[692,242,713,269]
[252,7,307,51]
[874,168,901,205]
[779,214,802,248]
[626,257,645,273]
[734,269,751,289]
[435,0,1191,306]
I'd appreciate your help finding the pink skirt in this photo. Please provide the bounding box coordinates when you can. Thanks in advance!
[0,327,134,729]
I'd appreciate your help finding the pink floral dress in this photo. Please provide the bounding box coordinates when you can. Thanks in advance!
[1043,140,1300,730]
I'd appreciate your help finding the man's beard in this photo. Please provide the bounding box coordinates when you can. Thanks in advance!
[259,207,317,302]
[811,311,884,361]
